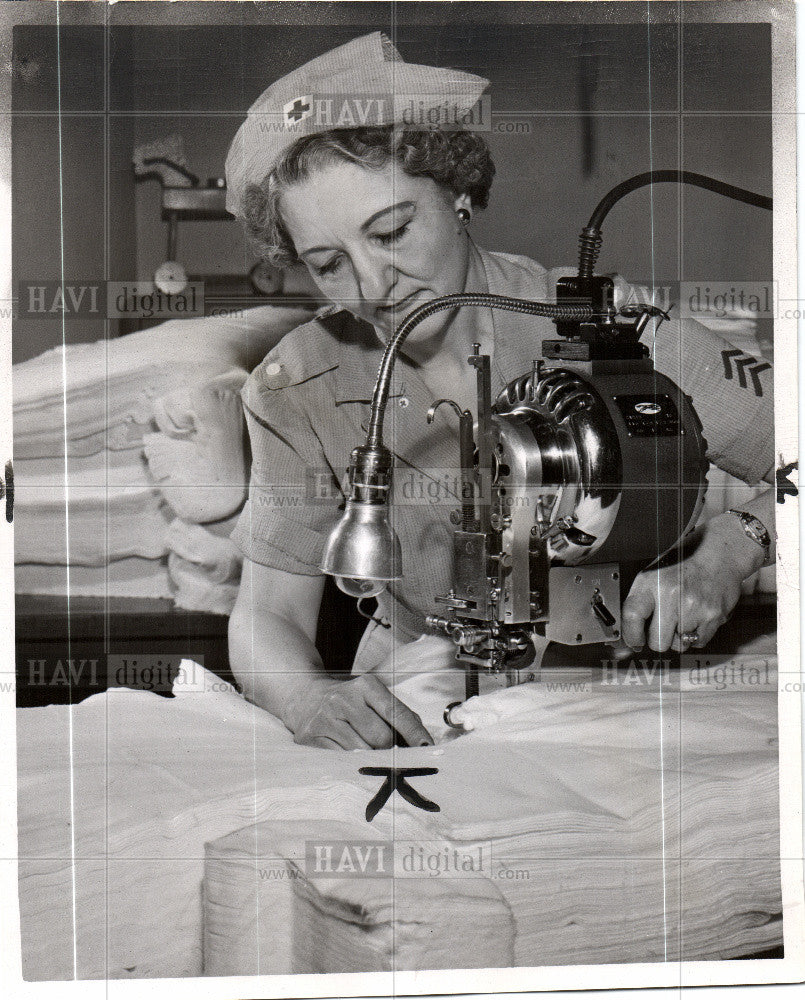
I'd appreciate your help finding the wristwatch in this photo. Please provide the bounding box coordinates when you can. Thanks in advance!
[726,509,772,565]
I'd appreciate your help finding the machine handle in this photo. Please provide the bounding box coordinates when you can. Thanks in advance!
[591,592,617,628]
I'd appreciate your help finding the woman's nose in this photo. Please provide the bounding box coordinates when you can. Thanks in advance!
[353,252,395,305]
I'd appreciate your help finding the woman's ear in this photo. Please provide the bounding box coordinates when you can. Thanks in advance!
[453,192,472,218]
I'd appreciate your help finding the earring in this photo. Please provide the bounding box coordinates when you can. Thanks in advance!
[457,207,471,224]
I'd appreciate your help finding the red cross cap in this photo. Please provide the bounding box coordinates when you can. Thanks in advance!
[225,31,489,218]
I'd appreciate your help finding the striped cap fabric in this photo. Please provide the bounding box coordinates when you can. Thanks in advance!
[225,32,489,218]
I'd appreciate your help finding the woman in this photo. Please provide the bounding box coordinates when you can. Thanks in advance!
[226,33,775,750]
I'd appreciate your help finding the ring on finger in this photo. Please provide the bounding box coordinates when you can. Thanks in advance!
[680,629,700,645]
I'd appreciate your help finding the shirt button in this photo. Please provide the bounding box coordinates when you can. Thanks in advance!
[263,361,290,389]
[398,397,410,408]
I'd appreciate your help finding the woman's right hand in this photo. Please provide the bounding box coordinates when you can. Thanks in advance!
[285,674,434,750]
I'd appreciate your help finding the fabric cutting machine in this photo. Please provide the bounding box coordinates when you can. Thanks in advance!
[320,171,773,701]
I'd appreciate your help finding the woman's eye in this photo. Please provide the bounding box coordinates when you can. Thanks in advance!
[315,256,343,277]
[376,222,411,246]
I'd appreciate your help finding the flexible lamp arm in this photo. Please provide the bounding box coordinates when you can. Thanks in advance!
[366,293,594,450]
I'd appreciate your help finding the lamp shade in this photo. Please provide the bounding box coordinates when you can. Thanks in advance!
[320,500,402,582]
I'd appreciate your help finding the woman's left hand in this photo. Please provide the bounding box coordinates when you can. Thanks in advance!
[621,510,767,652]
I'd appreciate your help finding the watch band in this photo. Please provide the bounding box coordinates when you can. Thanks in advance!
[726,508,772,565]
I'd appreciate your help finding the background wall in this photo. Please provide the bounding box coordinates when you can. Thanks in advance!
[12,5,772,363]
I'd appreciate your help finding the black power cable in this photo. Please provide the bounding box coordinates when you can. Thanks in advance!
[578,170,773,279]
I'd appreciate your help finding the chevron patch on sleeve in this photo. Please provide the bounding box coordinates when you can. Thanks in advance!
[721,348,772,397]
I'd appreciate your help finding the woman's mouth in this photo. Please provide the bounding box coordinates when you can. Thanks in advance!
[375,290,424,319]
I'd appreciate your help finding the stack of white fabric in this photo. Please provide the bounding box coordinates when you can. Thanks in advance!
[204,640,781,974]
[17,638,781,980]
[13,305,310,607]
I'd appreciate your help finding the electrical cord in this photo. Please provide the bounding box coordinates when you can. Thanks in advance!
[578,170,773,279]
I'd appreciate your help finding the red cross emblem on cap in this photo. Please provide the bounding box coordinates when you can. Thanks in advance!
[283,95,313,126]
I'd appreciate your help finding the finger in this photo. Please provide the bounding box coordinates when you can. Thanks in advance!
[645,601,678,652]
[672,616,723,652]
[700,615,727,646]
[670,621,700,653]
[671,633,705,653]
[303,735,345,751]
[621,582,655,649]
[607,639,636,662]
[670,633,690,653]
[671,600,725,650]
[359,679,434,746]
[340,707,395,749]
[330,720,375,751]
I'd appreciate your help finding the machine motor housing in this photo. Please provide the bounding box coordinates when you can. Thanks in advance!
[439,356,708,663]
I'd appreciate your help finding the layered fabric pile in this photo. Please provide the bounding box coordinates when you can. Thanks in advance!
[12,305,310,609]
[17,641,781,980]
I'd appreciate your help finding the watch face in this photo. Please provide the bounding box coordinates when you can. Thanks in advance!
[249,261,283,295]
[746,514,771,545]
[729,509,771,550]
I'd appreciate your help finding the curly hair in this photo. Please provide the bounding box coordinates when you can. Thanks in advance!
[241,126,495,268]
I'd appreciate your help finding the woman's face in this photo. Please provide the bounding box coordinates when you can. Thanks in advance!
[278,159,472,344]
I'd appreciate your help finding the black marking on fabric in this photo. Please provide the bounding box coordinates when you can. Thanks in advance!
[359,766,440,822]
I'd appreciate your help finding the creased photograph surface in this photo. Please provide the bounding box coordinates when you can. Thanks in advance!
[1,2,803,997]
